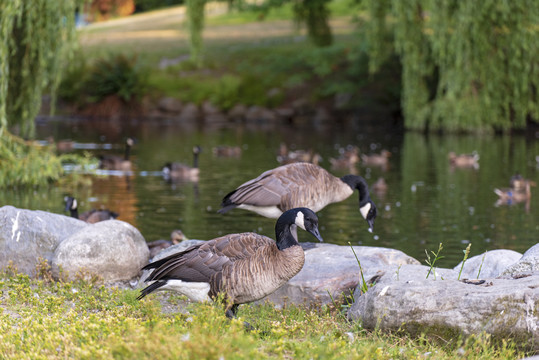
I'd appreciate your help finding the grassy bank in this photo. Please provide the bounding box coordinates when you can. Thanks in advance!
[65,2,400,115]
[0,267,525,359]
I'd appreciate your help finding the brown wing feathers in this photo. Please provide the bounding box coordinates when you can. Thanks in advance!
[223,164,308,208]
[220,163,346,212]
[144,233,273,286]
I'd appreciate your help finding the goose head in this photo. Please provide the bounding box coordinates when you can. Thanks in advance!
[359,199,377,233]
[341,175,378,232]
[162,162,172,175]
[64,196,77,212]
[275,207,323,250]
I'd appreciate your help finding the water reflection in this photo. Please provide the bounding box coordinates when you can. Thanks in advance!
[2,118,537,268]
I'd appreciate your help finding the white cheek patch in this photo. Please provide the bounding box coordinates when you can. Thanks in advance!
[295,211,306,230]
[72,199,78,210]
[360,202,371,220]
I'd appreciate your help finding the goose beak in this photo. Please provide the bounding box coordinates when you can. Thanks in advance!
[310,227,324,242]
[367,219,374,233]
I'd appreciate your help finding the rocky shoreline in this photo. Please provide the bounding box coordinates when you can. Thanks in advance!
[1,205,538,348]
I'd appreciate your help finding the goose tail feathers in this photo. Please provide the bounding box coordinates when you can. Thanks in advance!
[137,280,167,300]
[219,190,239,214]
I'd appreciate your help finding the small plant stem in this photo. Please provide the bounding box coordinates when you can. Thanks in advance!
[477,250,487,279]
[457,243,472,280]
[349,242,368,294]
[425,243,444,279]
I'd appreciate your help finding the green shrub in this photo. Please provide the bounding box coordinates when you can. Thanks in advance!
[0,131,99,188]
[59,54,149,105]
[0,132,64,188]
[57,52,90,104]
[85,54,148,103]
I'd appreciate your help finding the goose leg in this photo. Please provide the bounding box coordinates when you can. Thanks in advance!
[225,304,257,332]
[225,304,239,319]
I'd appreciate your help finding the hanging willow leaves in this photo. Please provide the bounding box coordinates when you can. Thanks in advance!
[0,133,63,188]
[0,0,83,138]
[0,0,87,188]
[363,0,539,133]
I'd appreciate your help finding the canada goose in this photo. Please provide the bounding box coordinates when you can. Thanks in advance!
[64,196,119,223]
[213,145,242,157]
[99,137,134,171]
[448,151,479,169]
[218,162,377,232]
[147,230,189,258]
[162,146,201,181]
[361,150,391,167]
[137,207,323,319]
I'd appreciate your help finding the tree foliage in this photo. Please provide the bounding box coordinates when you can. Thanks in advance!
[293,0,333,47]
[0,1,89,188]
[0,0,83,138]
[187,0,206,65]
[363,0,539,132]
[230,0,334,47]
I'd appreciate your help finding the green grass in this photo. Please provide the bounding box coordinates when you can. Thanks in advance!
[206,0,359,26]
[0,267,527,359]
[67,0,390,111]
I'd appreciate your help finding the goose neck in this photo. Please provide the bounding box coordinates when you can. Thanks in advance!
[341,175,369,205]
[193,152,199,169]
[124,143,131,161]
[275,222,299,251]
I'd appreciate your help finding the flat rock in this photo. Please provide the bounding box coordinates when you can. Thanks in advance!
[245,106,277,122]
[0,206,87,276]
[157,97,182,113]
[370,264,458,285]
[258,243,420,307]
[348,270,539,350]
[177,103,200,122]
[227,104,247,120]
[52,220,149,282]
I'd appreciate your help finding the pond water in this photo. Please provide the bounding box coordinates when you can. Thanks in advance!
[4,116,539,268]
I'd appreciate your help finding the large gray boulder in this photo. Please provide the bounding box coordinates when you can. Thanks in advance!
[453,249,522,279]
[502,244,539,276]
[348,270,539,350]
[258,243,420,307]
[0,206,87,276]
[52,220,149,282]
[151,240,206,262]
